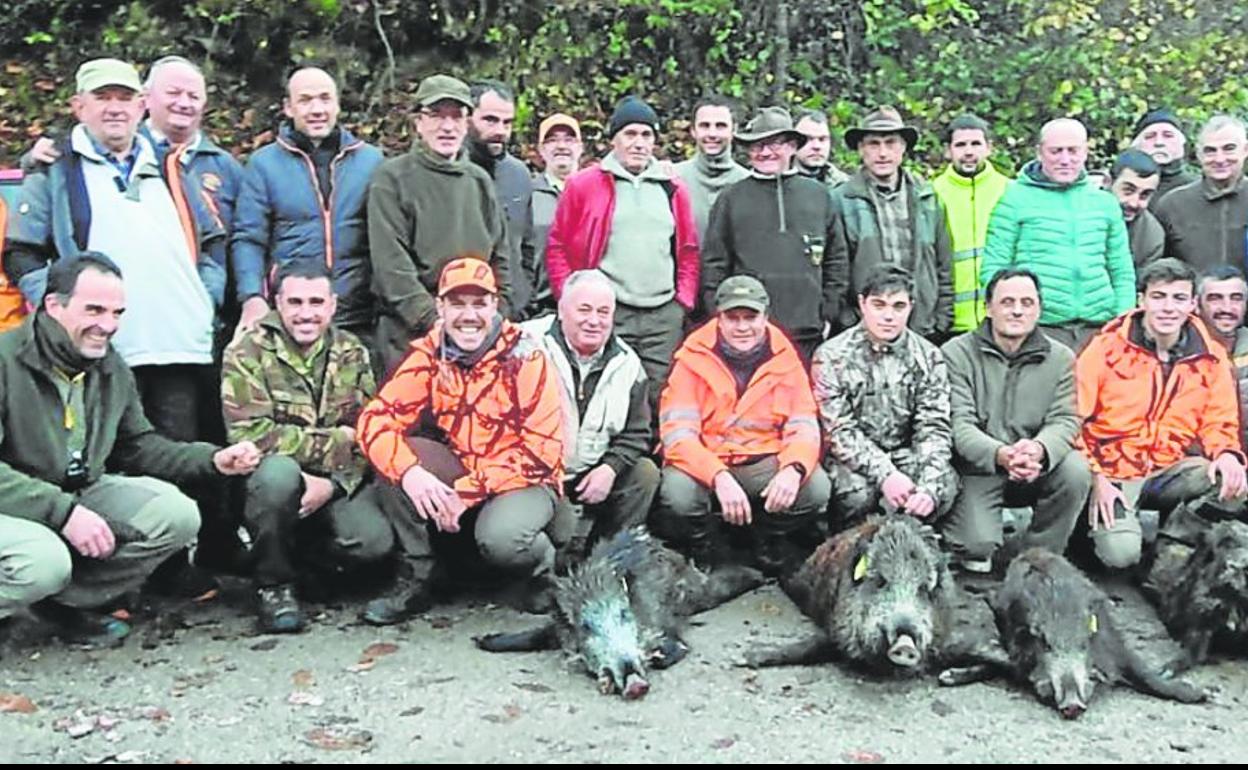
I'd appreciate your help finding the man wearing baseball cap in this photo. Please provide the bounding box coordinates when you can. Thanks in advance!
[654,275,830,576]
[545,95,700,409]
[355,256,564,624]
[368,73,513,374]
[519,112,584,318]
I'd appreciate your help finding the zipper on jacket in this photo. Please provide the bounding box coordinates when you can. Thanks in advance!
[278,137,363,270]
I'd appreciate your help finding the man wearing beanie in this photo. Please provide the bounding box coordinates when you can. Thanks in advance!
[1130,109,1199,209]
[546,95,700,406]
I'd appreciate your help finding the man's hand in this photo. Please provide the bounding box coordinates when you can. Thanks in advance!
[881,470,917,510]
[762,465,802,513]
[714,471,752,526]
[30,136,60,165]
[903,491,936,518]
[1209,453,1248,501]
[401,465,468,533]
[236,297,270,335]
[575,464,617,506]
[214,441,262,475]
[299,473,336,517]
[1089,474,1128,530]
[61,505,115,558]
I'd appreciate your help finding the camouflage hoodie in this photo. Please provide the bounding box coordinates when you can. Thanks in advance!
[221,311,376,493]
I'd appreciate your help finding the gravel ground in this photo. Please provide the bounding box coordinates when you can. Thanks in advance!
[0,576,1243,764]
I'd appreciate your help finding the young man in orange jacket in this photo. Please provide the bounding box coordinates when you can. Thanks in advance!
[654,275,830,575]
[1077,258,1247,569]
[354,257,564,624]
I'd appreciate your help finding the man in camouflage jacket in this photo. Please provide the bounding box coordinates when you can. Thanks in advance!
[812,264,956,527]
[222,261,396,632]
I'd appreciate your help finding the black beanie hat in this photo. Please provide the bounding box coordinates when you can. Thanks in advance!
[1133,109,1183,138]
[608,96,660,138]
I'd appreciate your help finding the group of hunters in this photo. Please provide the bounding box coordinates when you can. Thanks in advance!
[0,54,1245,645]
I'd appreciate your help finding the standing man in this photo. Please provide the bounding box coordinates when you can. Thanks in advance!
[931,114,1010,334]
[794,108,850,188]
[814,265,956,527]
[1154,115,1248,274]
[468,80,531,310]
[1196,265,1248,452]
[827,106,954,339]
[232,67,384,343]
[521,270,658,559]
[222,261,396,632]
[981,117,1134,351]
[700,107,848,359]
[368,74,512,373]
[521,113,583,319]
[941,269,1089,572]
[1131,109,1199,208]
[545,95,699,403]
[675,95,749,241]
[1107,149,1163,267]
[355,258,563,625]
[655,276,830,574]
[1076,259,1246,568]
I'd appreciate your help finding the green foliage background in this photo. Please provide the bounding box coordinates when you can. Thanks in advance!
[1,0,1245,170]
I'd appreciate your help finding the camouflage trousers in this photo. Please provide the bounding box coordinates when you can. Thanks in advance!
[1089,456,1246,570]
[826,450,957,529]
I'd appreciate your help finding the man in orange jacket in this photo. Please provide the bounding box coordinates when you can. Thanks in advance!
[1077,258,1247,569]
[354,257,565,624]
[654,275,830,574]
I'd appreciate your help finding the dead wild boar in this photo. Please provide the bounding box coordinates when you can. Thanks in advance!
[742,516,1001,675]
[994,548,1206,719]
[475,528,763,699]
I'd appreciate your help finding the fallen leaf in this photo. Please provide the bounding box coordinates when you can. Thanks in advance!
[399,707,424,717]
[65,720,96,738]
[711,737,736,749]
[0,693,36,714]
[512,682,553,694]
[930,699,954,717]
[428,616,454,629]
[135,706,170,722]
[844,750,885,764]
[96,714,120,730]
[345,659,376,673]
[292,669,315,689]
[250,638,280,652]
[110,609,132,621]
[759,601,781,615]
[288,691,325,707]
[303,727,373,751]
[481,703,523,724]
[173,759,195,764]
[362,642,398,659]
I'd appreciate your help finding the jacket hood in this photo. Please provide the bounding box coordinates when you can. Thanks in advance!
[408,137,471,175]
[1017,159,1088,190]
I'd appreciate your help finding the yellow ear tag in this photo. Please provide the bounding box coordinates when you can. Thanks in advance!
[853,555,869,582]
[1088,614,1098,634]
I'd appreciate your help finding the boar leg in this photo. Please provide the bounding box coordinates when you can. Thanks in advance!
[686,565,767,615]
[1101,622,1207,703]
[740,635,834,668]
[474,622,559,652]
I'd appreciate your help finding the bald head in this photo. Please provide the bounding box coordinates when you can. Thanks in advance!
[284,67,340,142]
[1036,118,1088,184]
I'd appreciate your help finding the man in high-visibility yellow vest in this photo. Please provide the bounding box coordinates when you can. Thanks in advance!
[931,115,1011,334]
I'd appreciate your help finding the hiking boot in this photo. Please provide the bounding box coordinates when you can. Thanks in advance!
[31,601,131,648]
[360,573,435,626]
[256,584,305,634]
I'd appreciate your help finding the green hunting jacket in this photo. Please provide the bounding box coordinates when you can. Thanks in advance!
[222,312,376,494]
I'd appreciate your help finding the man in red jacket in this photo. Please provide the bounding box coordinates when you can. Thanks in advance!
[545,95,700,406]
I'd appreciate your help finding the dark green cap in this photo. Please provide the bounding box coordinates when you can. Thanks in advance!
[716,275,769,313]
[414,74,473,109]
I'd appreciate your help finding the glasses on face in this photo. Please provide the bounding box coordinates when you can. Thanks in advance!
[420,109,466,125]
[747,138,792,155]
[542,135,579,146]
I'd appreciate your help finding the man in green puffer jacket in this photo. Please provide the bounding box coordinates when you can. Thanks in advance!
[981,118,1135,351]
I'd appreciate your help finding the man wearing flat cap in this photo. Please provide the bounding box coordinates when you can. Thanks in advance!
[701,106,849,360]
[826,106,954,341]
[655,275,830,575]
[546,95,700,407]
[368,73,513,373]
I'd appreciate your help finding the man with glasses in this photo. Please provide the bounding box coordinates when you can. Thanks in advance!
[701,107,848,359]
[368,74,512,373]
[520,113,583,318]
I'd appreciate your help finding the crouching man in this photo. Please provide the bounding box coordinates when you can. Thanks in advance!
[653,276,830,575]
[814,265,956,527]
[521,270,658,561]
[222,261,396,633]
[0,254,259,645]
[1077,258,1247,569]
[940,269,1089,572]
[355,257,564,625]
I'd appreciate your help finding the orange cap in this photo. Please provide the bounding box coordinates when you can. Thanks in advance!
[538,113,581,144]
[438,257,498,297]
